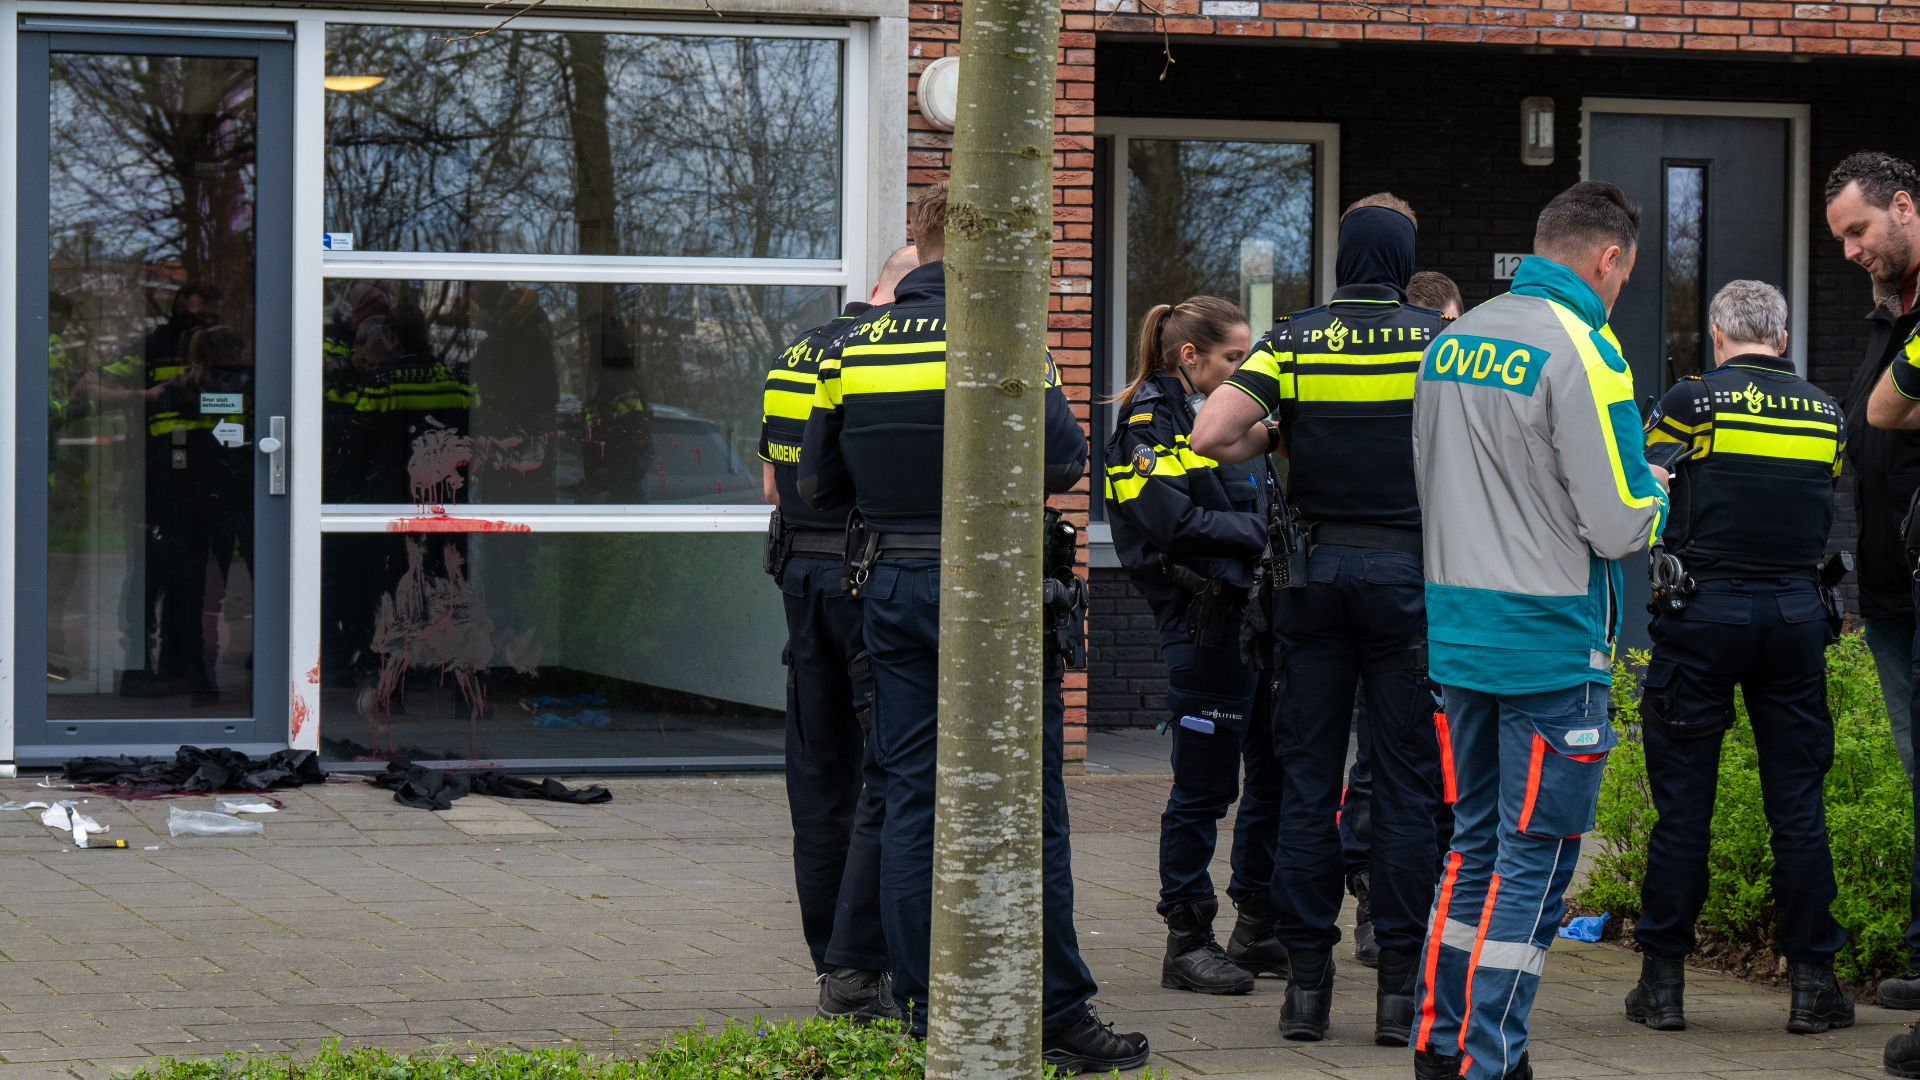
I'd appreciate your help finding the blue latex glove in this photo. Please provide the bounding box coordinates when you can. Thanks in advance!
[1558,913,1609,942]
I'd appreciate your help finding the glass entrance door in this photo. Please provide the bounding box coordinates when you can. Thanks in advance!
[16,26,292,763]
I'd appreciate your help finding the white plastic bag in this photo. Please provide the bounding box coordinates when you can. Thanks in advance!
[39,802,70,831]
[213,797,277,814]
[167,806,263,837]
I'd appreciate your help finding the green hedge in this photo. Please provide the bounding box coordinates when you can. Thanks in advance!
[125,1017,1154,1080]
[1575,631,1914,983]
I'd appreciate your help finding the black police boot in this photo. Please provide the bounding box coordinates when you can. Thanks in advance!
[815,967,903,1024]
[1623,953,1686,1031]
[1161,897,1255,995]
[1041,1006,1150,1074]
[1498,1051,1533,1079]
[1886,1021,1920,1078]
[1882,970,1920,1010]
[1349,870,1379,969]
[1786,960,1854,1034]
[1413,1047,1464,1080]
[1374,946,1418,1047]
[1226,893,1290,978]
[1278,948,1335,1041]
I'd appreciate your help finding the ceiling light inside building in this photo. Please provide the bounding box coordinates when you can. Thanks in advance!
[325,75,386,92]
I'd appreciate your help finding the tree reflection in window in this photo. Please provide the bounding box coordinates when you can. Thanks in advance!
[1664,163,1706,385]
[1126,139,1314,364]
[324,26,843,259]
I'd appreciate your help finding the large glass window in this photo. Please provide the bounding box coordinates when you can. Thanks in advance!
[324,26,844,258]
[318,531,783,764]
[319,279,833,505]
[1124,139,1316,365]
[1664,162,1707,385]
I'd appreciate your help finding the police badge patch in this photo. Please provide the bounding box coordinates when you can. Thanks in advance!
[1132,445,1157,476]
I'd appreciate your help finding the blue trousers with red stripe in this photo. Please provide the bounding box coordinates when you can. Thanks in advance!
[1413,681,1615,1080]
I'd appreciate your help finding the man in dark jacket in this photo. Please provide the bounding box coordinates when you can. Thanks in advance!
[1829,151,1920,784]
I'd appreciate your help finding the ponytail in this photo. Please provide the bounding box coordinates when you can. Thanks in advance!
[1113,295,1248,410]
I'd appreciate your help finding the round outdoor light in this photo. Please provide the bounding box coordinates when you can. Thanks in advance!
[919,56,960,132]
[325,75,386,92]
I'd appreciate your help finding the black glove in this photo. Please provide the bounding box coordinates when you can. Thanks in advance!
[1240,579,1274,671]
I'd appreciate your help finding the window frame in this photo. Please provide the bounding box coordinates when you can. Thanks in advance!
[0,0,893,763]
[1085,117,1338,535]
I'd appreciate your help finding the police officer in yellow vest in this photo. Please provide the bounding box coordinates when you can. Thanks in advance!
[1190,195,1447,1049]
[1629,279,1854,1036]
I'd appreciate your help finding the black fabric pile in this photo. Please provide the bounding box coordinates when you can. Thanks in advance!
[62,746,328,792]
[370,759,613,811]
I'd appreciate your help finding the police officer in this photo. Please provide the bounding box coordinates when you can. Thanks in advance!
[758,243,919,1022]
[1630,279,1853,1036]
[799,182,1149,1073]
[1190,194,1445,1048]
[1103,296,1287,995]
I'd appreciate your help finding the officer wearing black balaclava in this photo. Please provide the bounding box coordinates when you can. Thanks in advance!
[1189,195,1450,1053]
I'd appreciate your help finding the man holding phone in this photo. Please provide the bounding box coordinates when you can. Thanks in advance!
[1628,280,1853,1037]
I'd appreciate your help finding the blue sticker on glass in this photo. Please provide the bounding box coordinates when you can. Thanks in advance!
[1425,334,1545,395]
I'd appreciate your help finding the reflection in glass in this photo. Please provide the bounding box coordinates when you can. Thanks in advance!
[47,52,259,717]
[1665,164,1706,384]
[1127,139,1314,363]
[321,280,835,505]
[318,531,785,762]
[324,26,843,259]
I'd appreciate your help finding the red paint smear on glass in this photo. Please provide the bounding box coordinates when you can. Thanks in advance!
[388,516,531,533]
[307,649,321,685]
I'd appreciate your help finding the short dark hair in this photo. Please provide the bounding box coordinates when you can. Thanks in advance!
[910,181,948,255]
[1407,271,1462,313]
[1534,180,1642,258]
[1825,151,1920,209]
[1343,192,1417,229]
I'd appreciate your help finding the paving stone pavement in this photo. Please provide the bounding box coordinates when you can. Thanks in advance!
[0,762,1906,1078]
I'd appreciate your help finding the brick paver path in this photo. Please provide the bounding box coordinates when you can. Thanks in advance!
[0,768,1903,1078]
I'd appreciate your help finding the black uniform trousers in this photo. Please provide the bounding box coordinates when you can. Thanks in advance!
[780,554,888,974]
[1268,543,1442,957]
[862,557,1099,1037]
[1157,606,1282,914]
[1636,578,1846,963]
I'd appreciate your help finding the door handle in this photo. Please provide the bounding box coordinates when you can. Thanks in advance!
[258,415,286,495]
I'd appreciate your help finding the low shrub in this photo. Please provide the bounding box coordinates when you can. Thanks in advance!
[1575,631,1914,983]
[125,1017,1153,1080]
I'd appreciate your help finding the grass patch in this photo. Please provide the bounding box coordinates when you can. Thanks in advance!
[125,1016,1156,1080]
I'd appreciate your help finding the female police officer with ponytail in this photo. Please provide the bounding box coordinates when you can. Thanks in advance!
[1104,296,1288,996]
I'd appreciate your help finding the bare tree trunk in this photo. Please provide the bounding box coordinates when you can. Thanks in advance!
[926,0,1060,1073]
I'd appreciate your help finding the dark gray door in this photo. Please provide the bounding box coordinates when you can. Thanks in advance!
[1588,110,1791,654]
[16,24,293,763]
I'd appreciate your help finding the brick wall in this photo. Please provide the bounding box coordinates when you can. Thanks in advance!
[1089,0,1920,54]
[1086,567,1169,727]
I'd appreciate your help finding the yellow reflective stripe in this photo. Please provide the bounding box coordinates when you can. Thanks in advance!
[149,417,217,435]
[1296,350,1425,367]
[1711,427,1840,463]
[838,360,946,395]
[766,367,816,387]
[1722,412,1839,434]
[762,386,814,421]
[355,392,470,412]
[1296,370,1416,402]
[1654,417,1708,435]
[842,340,948,357]
[1546,300,1665,527]
[1107,471,1148,503]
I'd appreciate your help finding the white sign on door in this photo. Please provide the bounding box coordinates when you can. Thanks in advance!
[1493,253,1529,280]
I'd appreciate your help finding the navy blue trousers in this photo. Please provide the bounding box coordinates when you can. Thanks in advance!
[1342,721,1372,878]
[1268,544,1442,956]
[780,555,888,974]
[1635,578,1844,963]
[1157,610,1282,914]
[863,558,1098,1037]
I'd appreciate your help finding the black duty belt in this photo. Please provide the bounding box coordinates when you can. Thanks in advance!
[786,528,844,557]
[1311,522,1422,556]
[1688,567,1818,583]
[873,533,942,560]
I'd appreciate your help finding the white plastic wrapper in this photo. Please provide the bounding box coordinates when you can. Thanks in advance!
[167,806,263,837]
[212,797,278,814]
[0,801,49,811]
[39,802,70,831]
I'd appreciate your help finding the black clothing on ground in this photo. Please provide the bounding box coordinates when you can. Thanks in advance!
[371,759,611,810]
[64,747,327,792]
